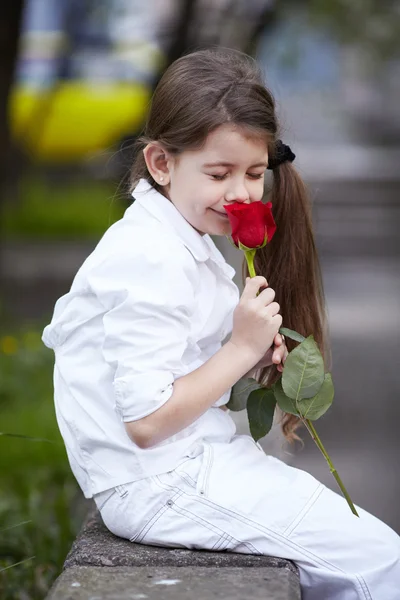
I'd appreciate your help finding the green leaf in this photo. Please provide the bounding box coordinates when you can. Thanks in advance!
[226,377,262,412]
[274,373,334,421]
[298,373,334,420]
[279,327,306,343]
[273,378,299,416]
[247,388,276,442]
[282,335,325,401]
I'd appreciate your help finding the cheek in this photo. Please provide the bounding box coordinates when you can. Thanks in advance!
[253,180,265,201]
[195,187,220,213]
[194,200,210,216]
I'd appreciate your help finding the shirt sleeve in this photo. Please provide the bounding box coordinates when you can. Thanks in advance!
[87,241,197,422]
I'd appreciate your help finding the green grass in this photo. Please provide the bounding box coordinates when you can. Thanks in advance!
[0,325,84,599]
[0,174,127,596]
[1,175,126,239]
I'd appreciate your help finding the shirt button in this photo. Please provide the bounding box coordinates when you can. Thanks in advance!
[167,499,173,507]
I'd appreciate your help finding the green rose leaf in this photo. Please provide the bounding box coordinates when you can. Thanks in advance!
[273,378,299,416]
[247,388,276,442]
[279,327,306,343]
[282,335,325,401]
[226,377,262,412]
[298,373,334,420]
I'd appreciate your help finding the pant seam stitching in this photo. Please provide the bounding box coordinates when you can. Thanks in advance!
[179,490,350,574]
[151,463,373,599]
[203,496,373,597]
[174,471,196,488]
[130,504,169,543]
[170,502,227,538]
[283,483,325,536]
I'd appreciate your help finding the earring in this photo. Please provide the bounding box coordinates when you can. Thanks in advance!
[160,176,164,183]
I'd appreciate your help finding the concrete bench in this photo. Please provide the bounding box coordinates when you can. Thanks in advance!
[46,505,301,599]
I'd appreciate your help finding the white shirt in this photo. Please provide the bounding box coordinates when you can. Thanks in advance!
[42,179,240,498]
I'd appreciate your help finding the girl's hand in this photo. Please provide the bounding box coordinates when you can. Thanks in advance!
[230,276,282,364]
[244,333,288,378]
[274,333,288,373]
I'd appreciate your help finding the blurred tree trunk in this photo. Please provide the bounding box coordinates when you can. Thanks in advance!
[165,0,197,65]
[0,1,24,212]
[0,0,24,293]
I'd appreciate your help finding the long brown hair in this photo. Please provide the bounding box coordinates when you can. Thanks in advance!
[130,47,329,442]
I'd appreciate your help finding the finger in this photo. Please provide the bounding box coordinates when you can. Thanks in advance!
[255,286,275,307]
[278,352,288,368]
[263,301,280,317]
[274,333,283,346]
[277,353,288,371]
[241,276,268,301]
[272,344,285,363]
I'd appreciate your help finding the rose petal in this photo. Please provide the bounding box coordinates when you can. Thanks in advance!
[224,201,276,248]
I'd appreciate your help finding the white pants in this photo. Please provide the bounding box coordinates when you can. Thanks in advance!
[94,435,400,600]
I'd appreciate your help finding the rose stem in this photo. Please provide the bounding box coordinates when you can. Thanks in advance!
[242,242,357,514]
[302,418,359,517]
[244,249,257,278]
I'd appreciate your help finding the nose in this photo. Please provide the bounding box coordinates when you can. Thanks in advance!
[225,179,250,204]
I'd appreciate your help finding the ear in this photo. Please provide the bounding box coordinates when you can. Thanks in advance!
[143,142,171,186]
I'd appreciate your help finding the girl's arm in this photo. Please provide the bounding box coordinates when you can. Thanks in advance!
[89,243,279,450]
[125,339,257,448]
[126,276,281,448]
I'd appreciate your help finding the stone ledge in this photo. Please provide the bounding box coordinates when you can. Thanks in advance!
[46,506,301,599]
[48,565,301,600]
[64,506,298,575]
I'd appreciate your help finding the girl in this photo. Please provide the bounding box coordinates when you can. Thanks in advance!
[43,48,400,599]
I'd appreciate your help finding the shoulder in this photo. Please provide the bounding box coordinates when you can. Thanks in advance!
[82,208,197,277]
[84,217,199,310]
[99,219,197,276]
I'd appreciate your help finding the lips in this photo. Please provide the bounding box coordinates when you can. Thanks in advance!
[211,209,228,217]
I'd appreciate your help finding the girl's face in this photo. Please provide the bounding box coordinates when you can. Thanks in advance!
[166,124,269,236]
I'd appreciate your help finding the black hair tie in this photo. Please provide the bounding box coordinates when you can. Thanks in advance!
[267,140,296,170]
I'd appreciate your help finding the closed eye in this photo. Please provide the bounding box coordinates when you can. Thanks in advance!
[209,173,264,181]
[210,174,227,181]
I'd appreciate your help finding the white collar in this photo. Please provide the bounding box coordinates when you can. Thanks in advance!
[129,179,235,278]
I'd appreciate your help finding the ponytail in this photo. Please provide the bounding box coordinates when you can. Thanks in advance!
[243,162,330,442]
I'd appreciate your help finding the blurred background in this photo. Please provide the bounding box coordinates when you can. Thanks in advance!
[0,1,399,597]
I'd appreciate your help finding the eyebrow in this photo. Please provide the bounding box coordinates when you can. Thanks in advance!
[202,161,268,168]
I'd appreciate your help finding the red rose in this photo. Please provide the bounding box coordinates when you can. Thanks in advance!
[223,201,276,249]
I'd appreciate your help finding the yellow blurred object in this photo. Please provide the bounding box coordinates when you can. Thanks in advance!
[9,81,151,161]
[1,336,19,355]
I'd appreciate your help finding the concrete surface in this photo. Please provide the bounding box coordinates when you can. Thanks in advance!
[44,507,300,600]
[47,565,301,600]
[64,507,299,573]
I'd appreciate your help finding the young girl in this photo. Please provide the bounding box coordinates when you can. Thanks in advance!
[43,48,400,599]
